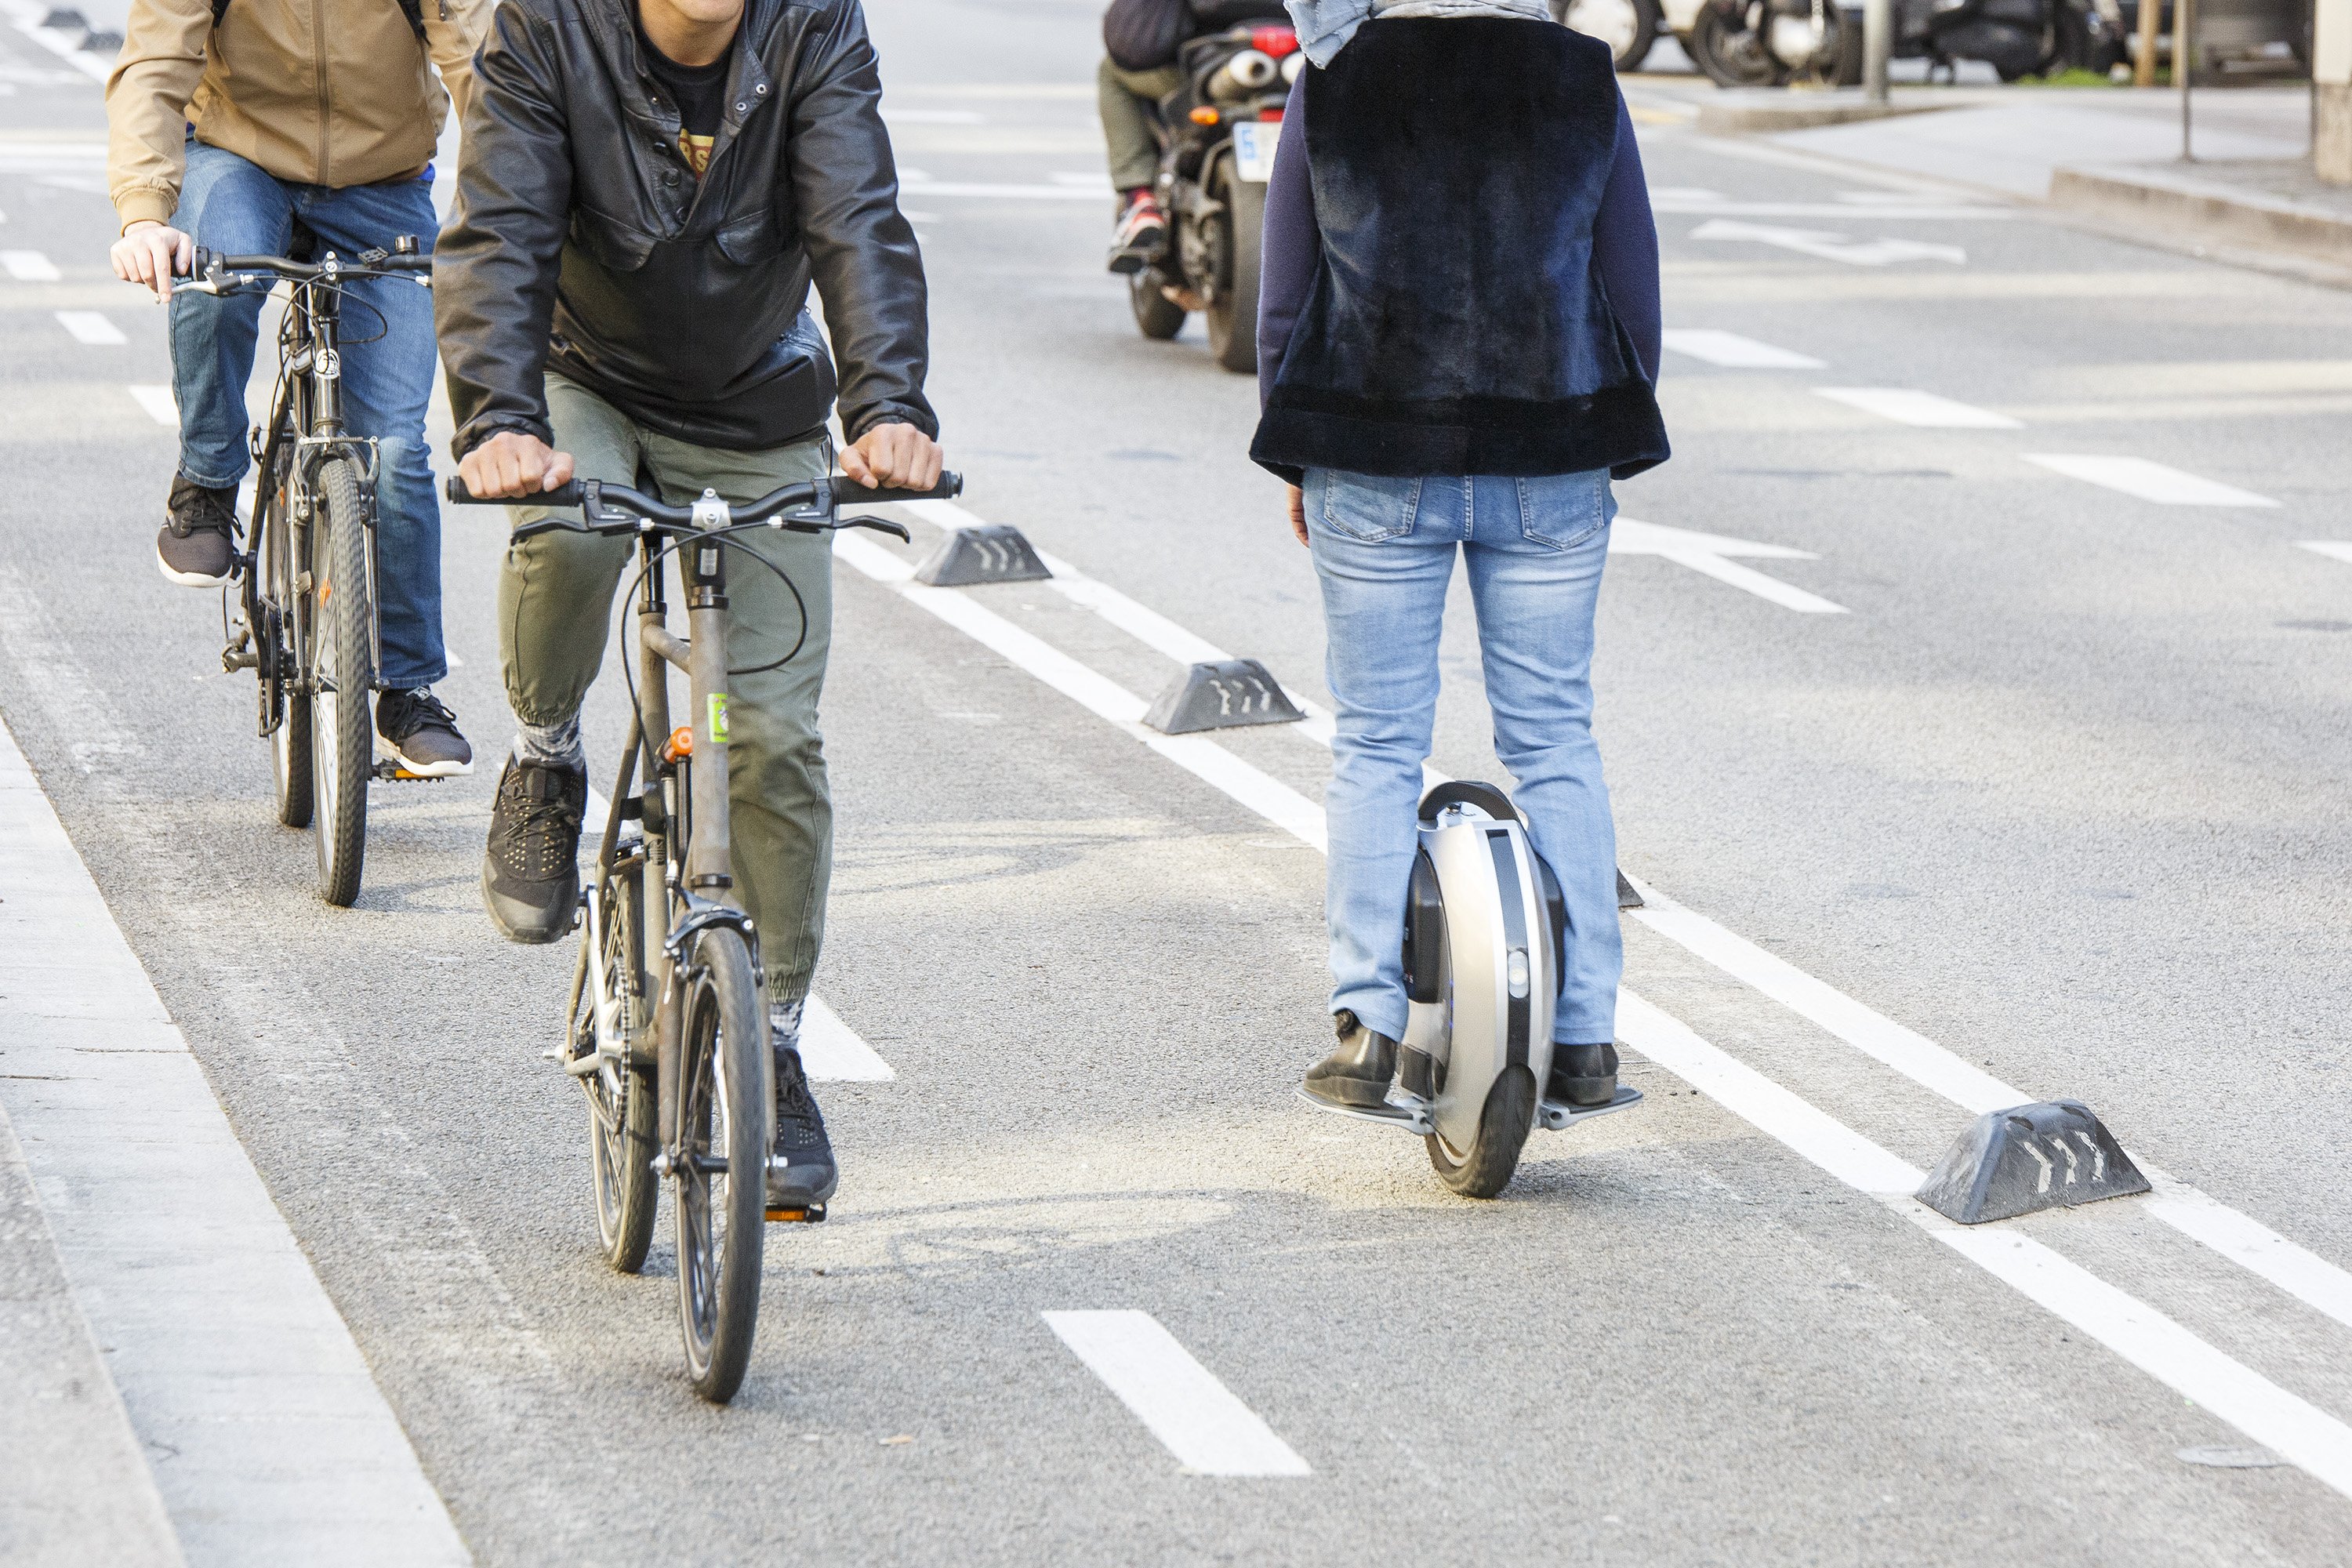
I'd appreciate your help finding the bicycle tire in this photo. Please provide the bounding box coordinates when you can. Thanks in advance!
[579,861,658,1272]
[673,927,770,1403]
[263,452,313,828]
[309,457,373,907]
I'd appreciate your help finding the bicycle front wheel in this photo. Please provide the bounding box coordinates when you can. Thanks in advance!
[262,447,313,828]
[577,860,657,1272]
[673,927,770,1403]
[308,457,374,906]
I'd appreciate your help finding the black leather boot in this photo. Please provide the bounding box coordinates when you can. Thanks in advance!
[1547,1043,1619,1108]
[1302,1010,1398,1110]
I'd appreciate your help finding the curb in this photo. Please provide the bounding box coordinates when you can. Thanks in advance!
[1694,90,1953,136]
[2049,161,2352,265]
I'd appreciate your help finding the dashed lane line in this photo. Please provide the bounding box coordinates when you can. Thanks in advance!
[840,508,2352,1498]
[56,309,123,345]
[1815,386,2024,430]
[2026,454,2281,507]
[0,712,471,1563]
[1042,1310,1312,1478]
[581,783,895,1082]
[128,384,176,425]
[2,248,58,280]
[2299,542,2352,566]
[1624,873,2352,1338]
[1662,328,1827,370]
[1619,993,2352,1502]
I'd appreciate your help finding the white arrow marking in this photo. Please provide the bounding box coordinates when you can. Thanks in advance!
[2020,1136,2055,1194]
[1610,517,1848,615]
[2076,1129,2107,1184]
[2052,1133,2082,1187]
[1690,218,1965,267]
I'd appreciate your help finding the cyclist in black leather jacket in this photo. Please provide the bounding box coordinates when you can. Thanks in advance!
[435,0,943,1215]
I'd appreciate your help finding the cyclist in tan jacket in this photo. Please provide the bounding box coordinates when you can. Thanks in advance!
[106,0,491,776]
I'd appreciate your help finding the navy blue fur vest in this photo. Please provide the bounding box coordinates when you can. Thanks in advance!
[1249,20,1670,482]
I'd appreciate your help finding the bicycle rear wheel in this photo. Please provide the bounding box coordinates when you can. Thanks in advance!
[308,457,373,906]
[577,859,658,1272]
[673,927,770,1403]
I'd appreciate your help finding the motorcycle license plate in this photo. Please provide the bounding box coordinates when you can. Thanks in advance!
[1231,121,1279,184]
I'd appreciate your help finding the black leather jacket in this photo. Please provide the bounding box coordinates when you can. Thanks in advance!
[435,0,935,457]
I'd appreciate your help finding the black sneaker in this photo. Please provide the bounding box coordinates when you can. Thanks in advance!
[1546,1043,1620,1108]
[376,688,474,778]
[1301,1009,1399,1111]
[156,476,239,586]
[481,756,584,944]
[767,1029,839,1214]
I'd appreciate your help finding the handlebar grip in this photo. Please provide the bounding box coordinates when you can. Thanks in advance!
[445,476,585,507]
[829,470,964,507]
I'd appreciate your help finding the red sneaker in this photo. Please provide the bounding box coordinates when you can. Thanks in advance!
[1108,189,1167,274]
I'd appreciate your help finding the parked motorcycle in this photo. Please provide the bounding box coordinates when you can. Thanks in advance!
[1683,0,2118,84]
[1127,20,1300,374]
[1686,0,1867,84]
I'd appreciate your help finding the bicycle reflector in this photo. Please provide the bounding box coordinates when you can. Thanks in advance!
[662,725,694,764]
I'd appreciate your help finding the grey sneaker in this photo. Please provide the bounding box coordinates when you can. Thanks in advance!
[377,688,474,777]
[481,756,583,944]
[156,476,238,586]
[767,1003,838,1214]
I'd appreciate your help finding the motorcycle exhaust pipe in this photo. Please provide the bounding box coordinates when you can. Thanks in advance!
[1206,49,1280,101]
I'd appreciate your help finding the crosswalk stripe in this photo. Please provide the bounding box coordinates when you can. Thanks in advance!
[1662,328,1826,369]
[56,310,123,345]
[126,384,175,425]
[2027,454,2280,507]
[1,249,58,280]
[1815,386,2022,429]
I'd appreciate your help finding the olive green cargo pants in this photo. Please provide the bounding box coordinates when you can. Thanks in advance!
[502,372,833,1004]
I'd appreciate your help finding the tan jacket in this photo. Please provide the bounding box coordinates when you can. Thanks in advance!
[107,0,492,231]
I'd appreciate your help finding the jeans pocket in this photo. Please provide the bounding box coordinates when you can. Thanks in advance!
[1515,470,1613,550]
[1310,468,1423,543]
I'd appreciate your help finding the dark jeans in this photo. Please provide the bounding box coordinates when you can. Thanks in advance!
[167,139,447,690]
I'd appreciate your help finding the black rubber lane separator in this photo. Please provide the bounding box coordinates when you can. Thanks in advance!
[913,524,1053,586]
[1143,658,1305,735]
[1915,1099,2151,1225]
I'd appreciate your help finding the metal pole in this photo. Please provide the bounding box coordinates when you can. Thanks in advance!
[2177,0,2194,158]
[1864,0,1892,103]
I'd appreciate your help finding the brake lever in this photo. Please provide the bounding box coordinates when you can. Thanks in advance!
[844,517,913,543]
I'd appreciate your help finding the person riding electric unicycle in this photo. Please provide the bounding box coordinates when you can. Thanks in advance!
[107,0,488,777]
[1254,0,1669,1194]
[434,0,944,1214]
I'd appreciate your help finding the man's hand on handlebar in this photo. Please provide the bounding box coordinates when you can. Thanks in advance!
[111,220,194,303]
[839,420,942,492]
[459,430,577,500]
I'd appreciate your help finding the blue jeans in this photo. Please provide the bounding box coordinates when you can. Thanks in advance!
[168,140,446,690]
[1307,467,1623,1045]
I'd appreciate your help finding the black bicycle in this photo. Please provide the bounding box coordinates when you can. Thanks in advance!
[177,239,431,906]
[448,466,961,1402]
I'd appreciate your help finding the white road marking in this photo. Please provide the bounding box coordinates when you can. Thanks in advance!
[1617,992,2352,1504]
[55,309,123,345]
[2025,455,2280,507]
[0,713,470,1562]
[882,108,985,124]
[1623,873,2352,1343]
[2300,541,2352,565]
[1689,219,1967,267]
[1657,198,2009,220]
[854,501,2352,1424]
[583,784,893,1083]
[1042,1310,1311,1477]
[1612,517,1849,614]
[1662,328,1827,369]
[0,0,111,80]
[1816,387,2023,429]
[1,247,58,280]
[127,384,176,424]
[891,178,1108,201]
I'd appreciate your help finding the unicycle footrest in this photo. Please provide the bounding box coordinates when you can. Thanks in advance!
[1294,1085,1433,1136]
[1537,1084,1642,1132]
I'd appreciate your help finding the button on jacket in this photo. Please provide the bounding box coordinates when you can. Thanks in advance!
[107,0,492,231]
[434,0,936,457]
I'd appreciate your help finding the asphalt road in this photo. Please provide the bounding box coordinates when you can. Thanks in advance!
[3,3,2352,1563]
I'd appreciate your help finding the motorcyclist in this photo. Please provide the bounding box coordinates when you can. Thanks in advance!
[105,0,488,777]
[434,0,943,1212]
[1099,0,1288,274]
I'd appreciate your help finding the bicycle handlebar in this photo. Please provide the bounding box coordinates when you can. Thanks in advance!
[441,471,964,543]
[176,245,433,293]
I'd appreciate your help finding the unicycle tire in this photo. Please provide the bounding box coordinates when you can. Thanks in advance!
[579,862,658,1273]
[1426,1065,1537,1199]
[308,456,373,906]
[673,927,770,1403]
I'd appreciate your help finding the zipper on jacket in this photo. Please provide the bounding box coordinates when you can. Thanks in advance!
[312,0,331,186]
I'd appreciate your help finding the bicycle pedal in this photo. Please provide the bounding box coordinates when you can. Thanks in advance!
[370,761,443,783]
[765,1203,827,1225]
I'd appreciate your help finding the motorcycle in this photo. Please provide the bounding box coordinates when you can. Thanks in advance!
[1126,20,1301,374]
[1686,0,1868,83]
[1684,0,2118,85]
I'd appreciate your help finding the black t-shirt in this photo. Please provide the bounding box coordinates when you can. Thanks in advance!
[638,25,735,177]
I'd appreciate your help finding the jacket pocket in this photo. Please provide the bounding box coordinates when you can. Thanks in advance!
[1310,469,1422,543]
[1515,470,1613,550]
[568,205,656,272]
[715,209,781,267]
